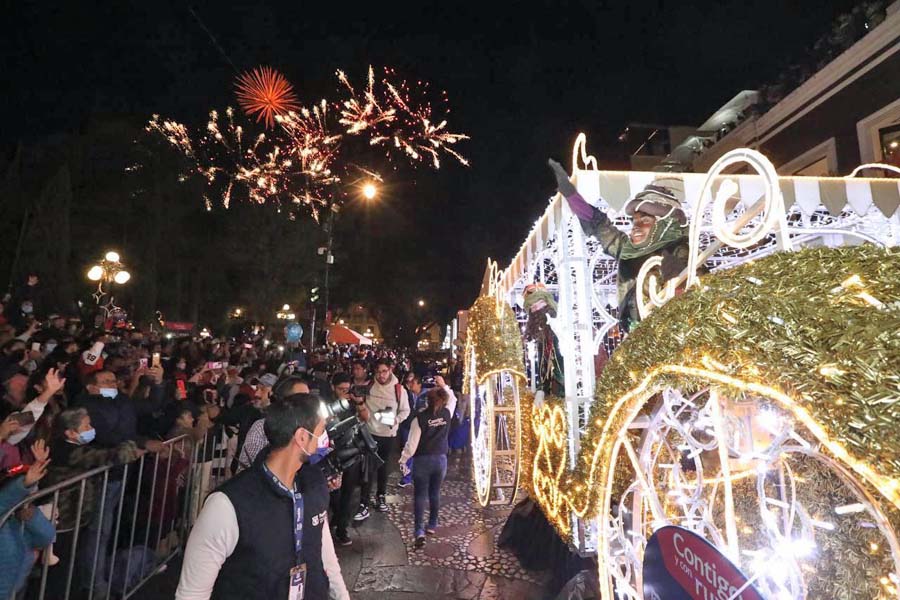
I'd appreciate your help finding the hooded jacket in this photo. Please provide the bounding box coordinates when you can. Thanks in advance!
[363,374,410,438]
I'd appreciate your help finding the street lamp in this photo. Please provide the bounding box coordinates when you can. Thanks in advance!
[87,250,131,305]
[321,181,380,321]
[277,304,296,321]
[418,299,426,307]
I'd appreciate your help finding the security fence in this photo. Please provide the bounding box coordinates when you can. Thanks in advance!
[0,429,233,600]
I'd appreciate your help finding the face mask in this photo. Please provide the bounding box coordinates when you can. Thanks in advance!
[99,387,118,399]
[302,429,330,463]
[45,342,57,354]
[23,360,37,374]
[77,428,96,445]
[21,302,33,314]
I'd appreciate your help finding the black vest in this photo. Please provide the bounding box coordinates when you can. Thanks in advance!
[414,407,451,457]
[212,454,330,600]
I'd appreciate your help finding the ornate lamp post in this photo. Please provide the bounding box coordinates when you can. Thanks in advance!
[86,251,131,306]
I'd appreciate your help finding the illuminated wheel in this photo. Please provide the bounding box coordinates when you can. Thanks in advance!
[600,386,900,600]
[468,343,523,507]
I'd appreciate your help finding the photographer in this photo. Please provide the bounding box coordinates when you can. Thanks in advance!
[177,393,349,600]
[354,359,408,517]
[328,373,367,546]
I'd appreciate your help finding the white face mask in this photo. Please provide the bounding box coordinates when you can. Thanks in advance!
[99,387,118,399]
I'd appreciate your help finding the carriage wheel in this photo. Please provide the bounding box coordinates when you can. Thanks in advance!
[599,385,900,599]
[468,344,523,507]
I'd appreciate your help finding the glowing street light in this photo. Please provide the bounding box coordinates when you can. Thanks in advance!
[86,250,131,305]
[362,182,378,200]
[277,304,296,321]
[418,299,426,307]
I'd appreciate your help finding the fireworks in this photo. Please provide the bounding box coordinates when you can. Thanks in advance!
[235,66,301,129]
[147,65,468,220]
[338,66,470,168]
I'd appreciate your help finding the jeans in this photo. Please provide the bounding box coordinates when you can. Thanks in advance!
[412,454,447,537]
[79,478,123,593]
[360,435,393,503]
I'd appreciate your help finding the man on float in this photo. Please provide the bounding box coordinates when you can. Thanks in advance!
[548,159,689,332]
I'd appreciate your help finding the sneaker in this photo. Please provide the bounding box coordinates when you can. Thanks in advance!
[426,526,436,535]
[334,531,353,546]
[375,495,388,512]
[353,505,370,522]
[414,535,426,549]
[397,478,412,488]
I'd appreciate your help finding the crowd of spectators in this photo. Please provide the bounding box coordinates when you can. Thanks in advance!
[0,277,467,599]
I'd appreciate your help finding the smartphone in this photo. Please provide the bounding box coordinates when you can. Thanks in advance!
[139,358,148,369]
[206,361,223,370]
[176,380,187,398]
[151,352,161,369]
[243,343,253,349]
[31,343,41,352]
[9,412,36,427]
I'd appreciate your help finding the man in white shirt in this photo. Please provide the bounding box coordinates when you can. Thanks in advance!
[176,392,349,600]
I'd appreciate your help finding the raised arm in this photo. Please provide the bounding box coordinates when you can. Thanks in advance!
[548,158,629,257]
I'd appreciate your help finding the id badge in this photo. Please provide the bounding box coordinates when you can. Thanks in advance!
[288,564,307,600]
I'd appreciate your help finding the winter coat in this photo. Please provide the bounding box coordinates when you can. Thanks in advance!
[0,476,56,598]
[39,438,142,531]
[363,374,410,437]
[73,392,146,449]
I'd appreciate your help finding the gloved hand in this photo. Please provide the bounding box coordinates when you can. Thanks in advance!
[548,158,576,197]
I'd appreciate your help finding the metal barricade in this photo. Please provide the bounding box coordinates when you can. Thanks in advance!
[0,430,232,600]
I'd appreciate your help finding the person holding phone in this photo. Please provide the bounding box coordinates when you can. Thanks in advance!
[1,369,66,469]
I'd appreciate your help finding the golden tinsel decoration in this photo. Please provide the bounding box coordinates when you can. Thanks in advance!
[517,389,537,496]
[529,245,900,539]
[463,295,525,390]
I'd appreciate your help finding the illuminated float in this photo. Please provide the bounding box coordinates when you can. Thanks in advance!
[466,135,900,598]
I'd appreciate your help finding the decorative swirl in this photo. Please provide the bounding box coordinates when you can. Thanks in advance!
[571,132,599,173]
[636,256,677,320]
[687,148,792,288]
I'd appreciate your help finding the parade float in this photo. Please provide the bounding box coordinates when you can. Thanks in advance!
[465,134,900,598]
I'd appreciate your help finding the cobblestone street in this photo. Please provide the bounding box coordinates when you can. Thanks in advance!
[337,452,549,599]
[134,452,549,599]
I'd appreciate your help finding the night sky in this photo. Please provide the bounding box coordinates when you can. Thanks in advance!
[2,0,858,321]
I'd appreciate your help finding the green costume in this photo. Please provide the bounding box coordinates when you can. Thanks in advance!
[548,159,690,332]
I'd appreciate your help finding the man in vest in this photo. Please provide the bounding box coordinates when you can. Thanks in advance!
[176,393,350,600]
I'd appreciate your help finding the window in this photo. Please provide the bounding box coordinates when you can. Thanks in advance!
[879,123,900,169]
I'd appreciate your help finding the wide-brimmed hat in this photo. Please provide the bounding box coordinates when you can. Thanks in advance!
[624,176,687,224]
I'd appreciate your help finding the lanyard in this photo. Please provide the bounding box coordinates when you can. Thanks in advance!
[261,462,304,563]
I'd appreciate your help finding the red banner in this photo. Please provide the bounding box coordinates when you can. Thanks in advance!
[166,321,195,332]
[643,526,763,600]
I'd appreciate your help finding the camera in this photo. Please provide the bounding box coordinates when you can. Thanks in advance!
[317,414,384,479]
[350,384,369,399]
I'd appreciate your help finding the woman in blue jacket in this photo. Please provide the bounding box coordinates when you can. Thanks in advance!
[0,439,55,598]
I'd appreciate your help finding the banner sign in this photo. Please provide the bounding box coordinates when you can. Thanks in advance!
[166,321,195,332]
[643,526,764,600]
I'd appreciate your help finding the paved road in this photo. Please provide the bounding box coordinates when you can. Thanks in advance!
[133,453,548,599]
